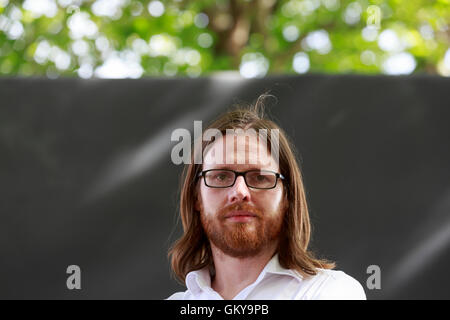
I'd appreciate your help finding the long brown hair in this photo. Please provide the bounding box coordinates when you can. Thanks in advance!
[168,94,335,283]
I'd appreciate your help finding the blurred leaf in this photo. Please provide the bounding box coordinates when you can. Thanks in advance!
[0,0,448,78]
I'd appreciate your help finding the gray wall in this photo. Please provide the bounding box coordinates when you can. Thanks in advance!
[1,74,449,299]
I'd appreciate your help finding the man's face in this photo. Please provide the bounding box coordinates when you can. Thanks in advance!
[196,132,287,258]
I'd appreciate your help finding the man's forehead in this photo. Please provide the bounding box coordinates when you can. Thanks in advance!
[202,132,278,169]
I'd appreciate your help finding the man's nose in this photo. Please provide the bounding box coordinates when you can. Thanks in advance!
[228,176,251,203]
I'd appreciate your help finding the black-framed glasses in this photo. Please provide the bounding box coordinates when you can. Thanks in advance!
[198,169,285,189]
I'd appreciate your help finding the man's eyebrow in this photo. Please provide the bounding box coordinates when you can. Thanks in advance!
[206,166,267,171]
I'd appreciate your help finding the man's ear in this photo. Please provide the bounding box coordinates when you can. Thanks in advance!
[283,190,289,212]
[194,185,201,212]
[195,194,200,212]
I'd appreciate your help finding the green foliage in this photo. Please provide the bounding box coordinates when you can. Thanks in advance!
[0,0,448,78]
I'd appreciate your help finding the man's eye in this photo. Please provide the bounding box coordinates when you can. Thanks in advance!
[256,175,268,181]
[216,174,228,180]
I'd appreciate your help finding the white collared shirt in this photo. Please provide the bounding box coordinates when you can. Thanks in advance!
[167,254,366,300]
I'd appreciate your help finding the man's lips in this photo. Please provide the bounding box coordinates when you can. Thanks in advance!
[224,210,258,219]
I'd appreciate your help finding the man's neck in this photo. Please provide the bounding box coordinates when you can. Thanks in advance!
[210,244,277,300]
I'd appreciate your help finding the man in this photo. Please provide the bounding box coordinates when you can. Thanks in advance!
[167,98,366,300]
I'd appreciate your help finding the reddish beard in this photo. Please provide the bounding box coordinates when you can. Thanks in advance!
[200,201,284,258]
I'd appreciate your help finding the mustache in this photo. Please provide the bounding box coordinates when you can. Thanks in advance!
[217,202,263,220]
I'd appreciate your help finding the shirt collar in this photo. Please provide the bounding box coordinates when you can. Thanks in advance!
[263,253,304,281]
[186,266,213,297]
[185,253,303,296]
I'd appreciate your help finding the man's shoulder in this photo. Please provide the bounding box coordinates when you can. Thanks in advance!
[303,268,367,300]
